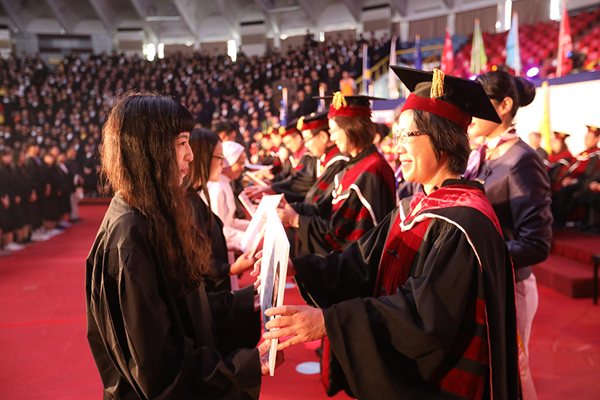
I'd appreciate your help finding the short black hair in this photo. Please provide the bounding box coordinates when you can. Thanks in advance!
[412,109,470,175]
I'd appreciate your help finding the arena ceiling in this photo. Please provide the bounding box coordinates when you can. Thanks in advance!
[0,0,500,44]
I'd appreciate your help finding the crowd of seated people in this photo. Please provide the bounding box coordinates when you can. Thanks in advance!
[523,127,600,235]
[0,32,398,256]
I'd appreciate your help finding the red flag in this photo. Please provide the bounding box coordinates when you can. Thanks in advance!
[557,1,573,77]
[441,26,454,74]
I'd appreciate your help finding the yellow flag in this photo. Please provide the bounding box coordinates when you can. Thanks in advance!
[539,81,551,153]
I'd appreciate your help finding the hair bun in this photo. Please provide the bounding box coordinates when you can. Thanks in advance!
[513,76,536,108]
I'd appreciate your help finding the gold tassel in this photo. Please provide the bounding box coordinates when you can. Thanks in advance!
[297,116,305,131]
[331,91,347,110]
[430,69,445,98]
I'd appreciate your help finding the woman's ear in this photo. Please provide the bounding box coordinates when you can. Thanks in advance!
[499,97,514,117]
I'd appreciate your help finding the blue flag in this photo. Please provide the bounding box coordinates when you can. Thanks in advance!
[279,88,288,127]
[414,35,422,70]
[505,13,521,76]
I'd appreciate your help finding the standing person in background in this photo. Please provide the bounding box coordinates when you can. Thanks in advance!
[64,145,83,223]
[467,70,552,356]
[86,94,281,400]
[339,71,356,96]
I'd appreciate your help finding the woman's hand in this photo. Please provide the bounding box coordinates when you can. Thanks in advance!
[229,249,255,275]
[257,339,284,375]
[263,305,326,351]
[251,251,296,278]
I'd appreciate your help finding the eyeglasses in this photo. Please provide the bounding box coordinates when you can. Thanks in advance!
[303,134,318,144]
[392,130,426,146]
[212,155,225,163]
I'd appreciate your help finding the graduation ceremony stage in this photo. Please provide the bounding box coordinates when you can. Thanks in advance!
[0,203,599,399]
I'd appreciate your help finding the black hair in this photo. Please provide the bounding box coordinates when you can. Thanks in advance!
[183,128,221,232]
[412,109,471,175]
[213,121,232,137]
[476,71,536,119]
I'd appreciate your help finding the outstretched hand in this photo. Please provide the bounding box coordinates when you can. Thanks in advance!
[229,249,255,275]
[263,305,326,351]
[257,339,285,375]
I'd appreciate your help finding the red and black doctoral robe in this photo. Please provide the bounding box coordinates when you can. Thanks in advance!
[271,145,318,203]
[296,144,396,256]
[544,149,573,194]
[291,146,349,220]
[292,180,520,400]
[564,147,600,182]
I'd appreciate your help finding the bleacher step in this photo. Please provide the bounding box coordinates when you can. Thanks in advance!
[532,254,598,298]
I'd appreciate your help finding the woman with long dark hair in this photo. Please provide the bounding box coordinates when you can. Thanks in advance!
[182,128,255,293]
[467,70,552,356]
[86,94,281,400]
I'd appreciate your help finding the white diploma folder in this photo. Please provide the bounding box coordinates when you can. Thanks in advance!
[239,194,283,253]
[259,206,289,376]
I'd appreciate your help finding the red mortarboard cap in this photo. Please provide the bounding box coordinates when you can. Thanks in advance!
[279,118,299,137]
[553,131,570,140]
[316,92,384,119]
[391,66,501,132]
[298,110,329,132]
[586,125,600,136]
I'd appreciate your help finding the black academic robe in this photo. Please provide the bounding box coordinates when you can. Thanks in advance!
[291,146,349,220]
[271,146,318,203]
[292,180,519,400]
[188,192,231,292]
[296,144,396,256]
[86,195,261,400]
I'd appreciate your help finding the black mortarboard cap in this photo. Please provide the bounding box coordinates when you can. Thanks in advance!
[298,110,329,131]
[390,66,501,130]
[316,92,384,118]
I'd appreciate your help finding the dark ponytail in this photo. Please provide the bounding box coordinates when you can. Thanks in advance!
[477,71,536,118]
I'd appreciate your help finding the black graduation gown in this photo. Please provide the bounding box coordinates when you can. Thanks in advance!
[292,181,519,400]
[86,195,262,400]
[291,146,349,221]
[24,156,44,228]
[188,192,231,292]
[271,146,318,203]
[296,144,396,256]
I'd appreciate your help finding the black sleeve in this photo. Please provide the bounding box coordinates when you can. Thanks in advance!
[271,156,317,203]
[292,210,396,307]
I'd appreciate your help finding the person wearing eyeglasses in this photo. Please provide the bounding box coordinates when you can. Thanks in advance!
[207,140,252,251]
[275,93,396,257]
[183,129,256,293]
[258,68,527,399]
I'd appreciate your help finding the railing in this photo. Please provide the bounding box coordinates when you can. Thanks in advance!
[356,44,443,86]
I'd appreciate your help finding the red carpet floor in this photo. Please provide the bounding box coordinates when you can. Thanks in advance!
[0,204,599,399]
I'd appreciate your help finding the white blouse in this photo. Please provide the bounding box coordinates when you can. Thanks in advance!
[207,174,250,249]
